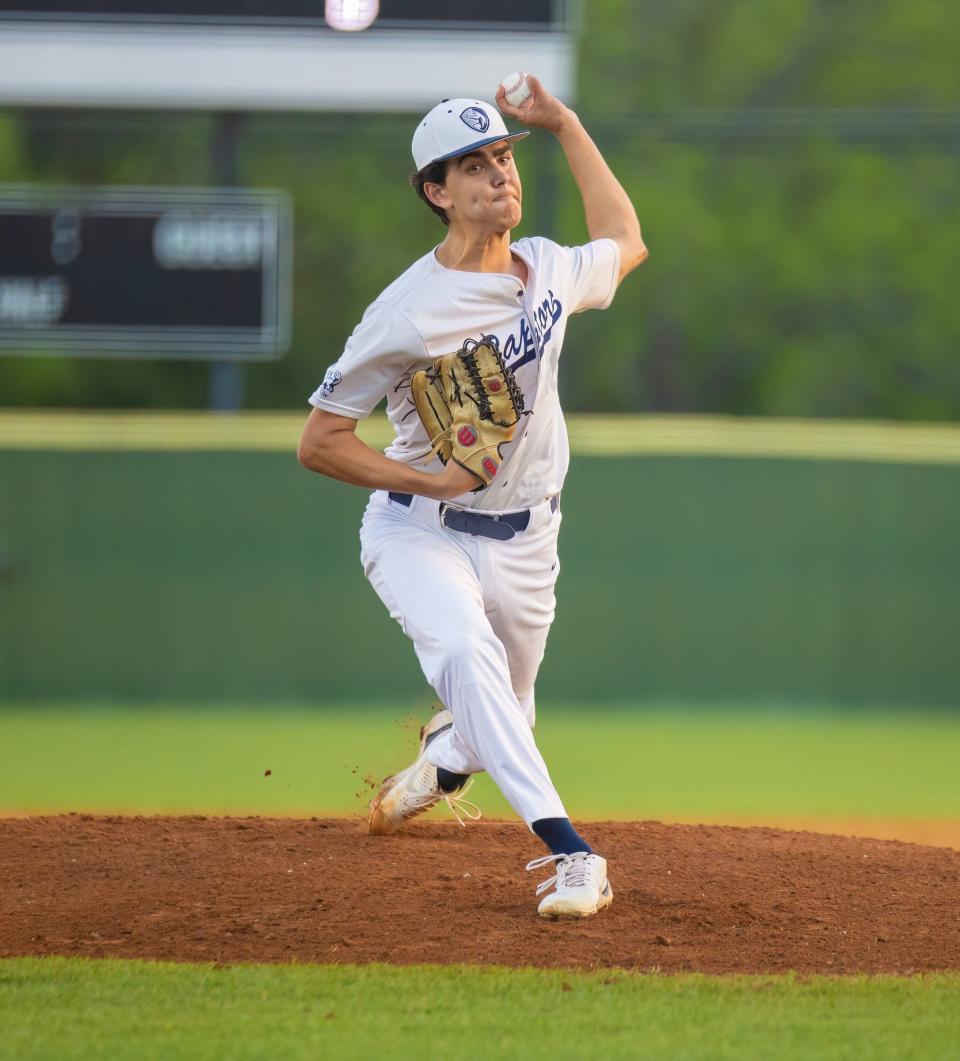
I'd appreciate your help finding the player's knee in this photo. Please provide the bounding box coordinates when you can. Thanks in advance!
[436,631,480,669]
[432,626,499,678]
[515,689,536,728]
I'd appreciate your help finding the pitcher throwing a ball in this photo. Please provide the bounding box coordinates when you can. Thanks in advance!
[298,75,647,918]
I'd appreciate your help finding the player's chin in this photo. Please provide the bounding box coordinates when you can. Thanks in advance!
[492,199,522,229]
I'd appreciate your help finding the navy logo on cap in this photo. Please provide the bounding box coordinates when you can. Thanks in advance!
[460,107,490,133]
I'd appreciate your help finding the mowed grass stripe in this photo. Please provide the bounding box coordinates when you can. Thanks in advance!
[2,706,959,820]
[2,411,960,463]
[2,958,959,1061]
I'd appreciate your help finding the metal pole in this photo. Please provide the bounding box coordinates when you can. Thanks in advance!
[208,112,245,411]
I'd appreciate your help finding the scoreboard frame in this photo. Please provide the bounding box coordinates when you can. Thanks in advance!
[0,183,293,361]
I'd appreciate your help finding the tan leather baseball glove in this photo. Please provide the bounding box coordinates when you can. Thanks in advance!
[411,335,526,489]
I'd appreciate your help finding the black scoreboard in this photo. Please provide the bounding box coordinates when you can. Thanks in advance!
[0,185,292,360]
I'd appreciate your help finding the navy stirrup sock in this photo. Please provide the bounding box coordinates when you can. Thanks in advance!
[532,817,592,856]
[436,767,469,793]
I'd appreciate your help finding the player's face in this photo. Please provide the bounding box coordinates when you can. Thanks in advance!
[434,141,523,232]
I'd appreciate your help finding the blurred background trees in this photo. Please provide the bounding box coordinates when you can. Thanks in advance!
[0,0,957,417]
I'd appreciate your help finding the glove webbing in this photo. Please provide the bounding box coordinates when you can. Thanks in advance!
[460,336,525,426]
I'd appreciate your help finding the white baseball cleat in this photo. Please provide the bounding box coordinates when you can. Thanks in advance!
[526,852,613,919]
[367,709,480,835]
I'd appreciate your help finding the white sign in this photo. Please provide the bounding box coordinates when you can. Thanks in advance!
[0,23,576,111]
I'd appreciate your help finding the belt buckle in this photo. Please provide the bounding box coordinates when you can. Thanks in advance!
[440,503,515,541]
[440,501,492,521]
[439,502,464,531]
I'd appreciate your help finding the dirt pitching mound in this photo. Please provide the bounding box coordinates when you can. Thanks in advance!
[3,816,958,974]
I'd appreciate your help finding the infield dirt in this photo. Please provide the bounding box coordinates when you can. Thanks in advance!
[3,816,958,975]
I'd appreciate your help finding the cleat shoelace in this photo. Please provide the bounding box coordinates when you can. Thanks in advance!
[400,769,482,828]
[441,788,482,827]
[525,852,593,896]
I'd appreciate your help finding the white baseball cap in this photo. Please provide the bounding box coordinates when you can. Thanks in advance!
[411,98,529,172]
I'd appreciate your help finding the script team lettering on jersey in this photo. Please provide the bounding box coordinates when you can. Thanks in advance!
[500,290,563,370]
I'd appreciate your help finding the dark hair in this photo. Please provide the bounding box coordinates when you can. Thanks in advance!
[409,158,451,226]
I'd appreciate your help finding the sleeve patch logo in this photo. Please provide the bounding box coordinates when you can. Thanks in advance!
[318,367,342,398]
[460,106,490,133]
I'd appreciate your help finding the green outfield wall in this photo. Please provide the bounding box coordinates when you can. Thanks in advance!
[1,414,958,707]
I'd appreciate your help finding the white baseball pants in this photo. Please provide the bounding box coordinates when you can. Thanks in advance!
[359,489,568,825]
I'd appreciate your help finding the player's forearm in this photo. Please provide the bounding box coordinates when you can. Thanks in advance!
[554,114,647,269]
[299,427,429,492]
[298,418,477,499]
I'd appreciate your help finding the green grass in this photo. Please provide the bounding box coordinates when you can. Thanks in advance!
[1,958,958,1061]
[1,704,959,820]
[3,713,958,1059]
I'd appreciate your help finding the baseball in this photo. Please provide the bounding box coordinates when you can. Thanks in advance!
[500,72,532,109]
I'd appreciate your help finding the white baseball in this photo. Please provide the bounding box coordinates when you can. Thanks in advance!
[500,72,532,109]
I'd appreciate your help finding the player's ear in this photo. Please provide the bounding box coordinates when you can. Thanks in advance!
[423,181,448,210]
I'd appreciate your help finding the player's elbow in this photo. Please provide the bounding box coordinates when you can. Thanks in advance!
[619,234,649,279]
[297,435,322,471]
[297,423,330,472]
[298,408,356,473]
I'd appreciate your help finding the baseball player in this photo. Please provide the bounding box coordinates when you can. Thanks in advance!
[298,75,647,918]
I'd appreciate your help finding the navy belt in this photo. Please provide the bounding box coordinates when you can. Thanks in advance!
[387,492,558,542]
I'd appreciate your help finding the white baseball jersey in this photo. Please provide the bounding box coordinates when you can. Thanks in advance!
[309,236,620,511]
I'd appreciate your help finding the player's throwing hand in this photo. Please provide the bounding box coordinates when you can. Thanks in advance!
[495,74,572,134]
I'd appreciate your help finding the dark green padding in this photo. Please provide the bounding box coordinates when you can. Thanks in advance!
[1,451,957,706]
